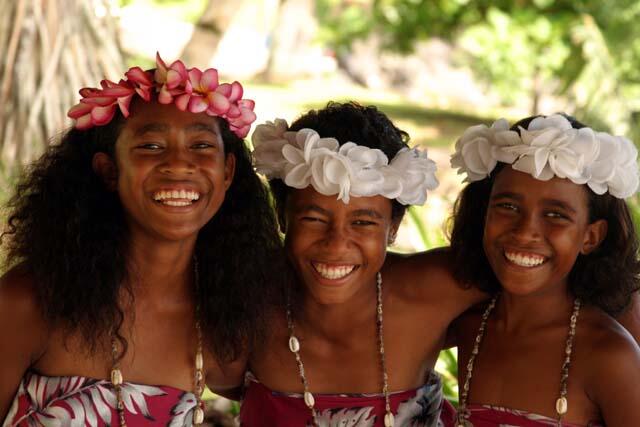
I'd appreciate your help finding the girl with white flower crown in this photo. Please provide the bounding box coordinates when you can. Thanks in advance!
[448,113,640,427]
[0,53,284,426]
[242,102,487,427]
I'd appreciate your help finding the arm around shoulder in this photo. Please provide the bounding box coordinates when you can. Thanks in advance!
[386,247,488,311]
[588,326,640,426]
[0,268,48,421]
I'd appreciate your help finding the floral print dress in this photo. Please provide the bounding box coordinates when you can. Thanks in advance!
[447,404,604,427]
[4,372,200,426]
[239,371,455,427]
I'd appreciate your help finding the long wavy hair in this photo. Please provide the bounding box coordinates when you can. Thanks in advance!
[449,115,640,315]
[1,106,284,362]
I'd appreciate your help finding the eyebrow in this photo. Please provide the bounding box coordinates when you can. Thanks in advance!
[185,122,219,135]
[134,123,168,136]
[133,122,219,137]
[296,204,330,215]
[541,199,577,214]
[491,191,577,214]
[351,209,384,219]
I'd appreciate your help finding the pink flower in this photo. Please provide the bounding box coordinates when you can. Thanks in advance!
[154,52,189,105]
[226,99,256,138]
[67,79,136,129]
[67,52,258,138]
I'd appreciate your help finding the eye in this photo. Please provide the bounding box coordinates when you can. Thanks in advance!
[301,216,326,224]
[545,211,569,220]
[136,142,163,150]
[191,141,217,150]
[494,202,518,212]
[353,220,377,226]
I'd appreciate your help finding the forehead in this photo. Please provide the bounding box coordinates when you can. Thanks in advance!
[492,167,589,208]
[288,186,393,217]
[120,100,221,135]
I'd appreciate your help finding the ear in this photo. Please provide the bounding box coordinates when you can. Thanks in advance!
[581,219,607,255]
[387,217,402,246]
[92,152,118,191]
[223,153,236,191]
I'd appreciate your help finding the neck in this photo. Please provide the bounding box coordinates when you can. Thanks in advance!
[125,231,197,303]
[496,284,575,333]
[296,278,378,342]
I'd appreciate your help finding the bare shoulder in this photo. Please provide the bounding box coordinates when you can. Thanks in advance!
[384,247,487,310]
[580,307,640,373]
[0,266,48,419]
[579,306,640,421]
[0,267,45,329]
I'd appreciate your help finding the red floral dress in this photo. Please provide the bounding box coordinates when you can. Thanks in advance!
[444,404,604,427]
[4,372,199,426]
[239,371,456,426]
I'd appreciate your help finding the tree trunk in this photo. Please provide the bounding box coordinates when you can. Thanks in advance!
[0,0,124,183]
[261,0,317,82]
[179,0,246,69]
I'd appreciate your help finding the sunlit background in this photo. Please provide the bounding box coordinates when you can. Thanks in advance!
[2,0,640,423]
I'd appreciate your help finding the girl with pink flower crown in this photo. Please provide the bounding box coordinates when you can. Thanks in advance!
[448,114,640,427]
[0,54,283,426]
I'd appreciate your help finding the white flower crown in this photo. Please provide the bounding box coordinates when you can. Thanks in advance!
[450,114,639,199]
[251,119,439,205]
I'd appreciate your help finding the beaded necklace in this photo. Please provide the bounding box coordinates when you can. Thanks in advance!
[456,296,581,427]
[109,260,206,427]
[286,272,395,427]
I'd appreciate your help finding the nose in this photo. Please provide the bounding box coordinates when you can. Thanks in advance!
[321,223,350,252]
[511,212,542,243]
[159,146,195,175]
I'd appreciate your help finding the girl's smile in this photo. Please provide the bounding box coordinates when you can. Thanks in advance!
[285,186,399,304]
[94,100,235,243]
[483,167,605,296]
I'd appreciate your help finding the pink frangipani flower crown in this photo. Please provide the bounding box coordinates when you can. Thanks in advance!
[67,53,257,138]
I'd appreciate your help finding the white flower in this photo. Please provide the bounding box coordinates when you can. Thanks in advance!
[451,114,639,199]
[527,113,573,131]
[252,119,291,178]
[451,119,518,182]
[506,126,600,183]
[589,133,639,198]
[389,148,439,205]
[251,119,439,205]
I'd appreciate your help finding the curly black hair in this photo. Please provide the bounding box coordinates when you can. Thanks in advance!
[269,101,411,226]
[449,115,640,315]
[1,107,284,362]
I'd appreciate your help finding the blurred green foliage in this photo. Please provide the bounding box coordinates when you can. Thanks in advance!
[316,0,640,134]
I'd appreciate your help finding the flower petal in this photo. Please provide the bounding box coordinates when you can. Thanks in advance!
[200,68,219,91]
[91,104,117,126]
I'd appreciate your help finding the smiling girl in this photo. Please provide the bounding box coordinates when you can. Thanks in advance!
[449,114,640,426]
[241,102,485,426]
[0,54,282,426]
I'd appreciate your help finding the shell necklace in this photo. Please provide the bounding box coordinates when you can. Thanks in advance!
[109,260,206,427]
[286,272,395,427]
[456,296,581,427]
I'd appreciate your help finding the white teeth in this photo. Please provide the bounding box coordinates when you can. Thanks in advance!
[152,190,201,203]
[313,263,356,280]
[164,200,191,207]
[505,252,546,267]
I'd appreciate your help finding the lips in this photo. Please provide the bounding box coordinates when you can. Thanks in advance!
[504,250,547,268]
[152,189,201,207]
[311,262,358,280]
